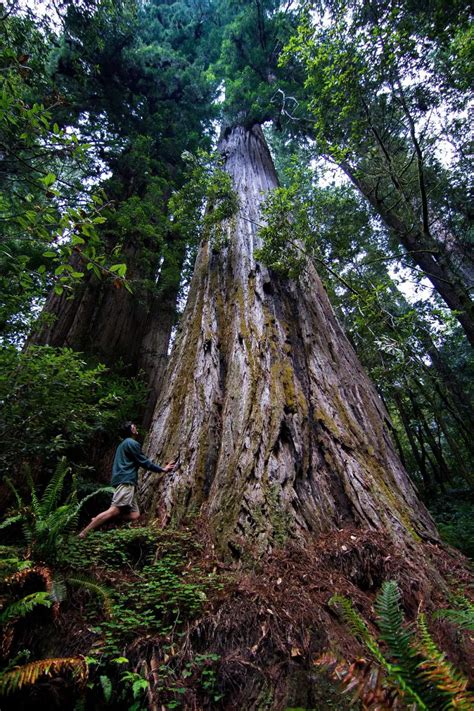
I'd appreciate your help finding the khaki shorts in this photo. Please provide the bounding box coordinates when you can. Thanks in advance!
[111,484,139,513]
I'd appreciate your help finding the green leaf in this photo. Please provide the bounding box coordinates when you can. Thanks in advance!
[100,675,113,702]
[41,173,56,187]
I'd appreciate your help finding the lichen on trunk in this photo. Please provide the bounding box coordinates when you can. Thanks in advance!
[142,124,437,556]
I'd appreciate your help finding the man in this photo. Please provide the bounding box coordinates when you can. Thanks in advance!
[79,422,175,538]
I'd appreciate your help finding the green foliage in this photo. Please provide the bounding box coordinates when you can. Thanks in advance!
[120,669,149,705]
[0,344,146,473]
[72,525,162,570]
[168,150,238,272]
[0,8,128,342]
[434,597,474,632]
[95,553,217,657]
[329,580,474,709]
[2,458,113,563]
[214,0,303,127]
[0,521,226,705]
[58,526,224,707]
[373,580,428,705]
[0,591,52,624]
[431,495,474,559]
[279,0,474,345]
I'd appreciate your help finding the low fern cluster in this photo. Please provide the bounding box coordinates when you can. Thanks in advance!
[1,458,112,563]
[0,493,224,709]
[322,580,474,710]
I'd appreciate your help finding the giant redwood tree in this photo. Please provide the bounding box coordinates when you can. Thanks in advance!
[29,0,217,418]
[142,123,438,554]
[3,3,473,708]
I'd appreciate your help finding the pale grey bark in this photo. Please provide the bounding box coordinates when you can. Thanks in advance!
[142,124,437,555]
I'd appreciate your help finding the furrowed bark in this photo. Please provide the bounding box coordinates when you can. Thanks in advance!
[29,244,179,424]
[143,124,437,555]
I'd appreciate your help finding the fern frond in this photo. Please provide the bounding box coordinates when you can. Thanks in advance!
[0,514,23,531]
[0,545,22,557]
[0,656,88,695]
[40,458,71,517]
[434,602,474,632]
[67,575,113,617]
[329,594,376,646]
[25,469,40,519]
[416,613,474,711]
[0,558,32,577]
[0,592,52,624]
[374,581,424,694]
[3,478,24,510]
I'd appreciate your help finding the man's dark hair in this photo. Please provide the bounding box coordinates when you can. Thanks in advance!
[121,421,134,438]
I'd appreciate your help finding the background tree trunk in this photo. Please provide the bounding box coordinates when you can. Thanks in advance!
[29,244,179,422]
[341,164,474,346]
[142,124,437,556]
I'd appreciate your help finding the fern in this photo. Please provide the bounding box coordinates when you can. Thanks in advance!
[0,514,23,531]
[0,656,88,695]
[329,581,474,711]
[329,594,375,646]
[374,581,426,696]
[330,589,428,709]
[25,468,41,522]
[67,575,113,617]
[0,591,52,624]
[434,598,474,632]
[416,613,474,711]
[1,463,112,563]
[39,458,71,517]
[3,477,23,510]
[0,558,32,577]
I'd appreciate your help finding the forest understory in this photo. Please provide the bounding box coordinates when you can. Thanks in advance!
[1,514,473,711]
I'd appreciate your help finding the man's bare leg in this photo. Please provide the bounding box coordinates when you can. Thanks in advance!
[79,505,121,538]
[120,510,140,522]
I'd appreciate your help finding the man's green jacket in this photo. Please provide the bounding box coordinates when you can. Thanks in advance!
[111,437,164,486]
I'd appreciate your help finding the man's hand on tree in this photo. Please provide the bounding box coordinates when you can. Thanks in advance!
[163,459,178,472]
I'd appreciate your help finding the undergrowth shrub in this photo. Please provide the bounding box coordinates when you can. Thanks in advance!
[430,494,474,559]
[0,458,112,563]
[1,523,225,709]
[0,344,146,482]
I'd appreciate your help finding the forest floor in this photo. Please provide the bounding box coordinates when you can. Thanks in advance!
[0,518,473,710]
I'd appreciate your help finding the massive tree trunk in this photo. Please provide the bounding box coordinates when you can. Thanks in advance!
[142,124,437,555]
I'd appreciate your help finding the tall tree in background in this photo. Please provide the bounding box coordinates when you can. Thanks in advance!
[282,0,474,343]
[142,1,438,554]
[29,0,218,418]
